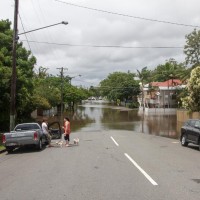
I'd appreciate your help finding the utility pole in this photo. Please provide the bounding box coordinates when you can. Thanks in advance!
[10,0,19,131]
[57,67,68,116]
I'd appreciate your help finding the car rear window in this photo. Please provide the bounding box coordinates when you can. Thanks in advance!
[15,124,40,131]
[188,120,196,127]
[194,120,200,128]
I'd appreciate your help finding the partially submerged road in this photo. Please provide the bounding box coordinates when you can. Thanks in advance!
[0,130,199,200]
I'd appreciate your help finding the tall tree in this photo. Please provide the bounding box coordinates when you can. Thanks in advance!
[152,58,184,82]
[100,72,140,102]
[32,75,61,110]
[184,29,200,68]
[136,67,152,84]
[182,66,200,112]
[64,85,88,111]
[0,19,36,130]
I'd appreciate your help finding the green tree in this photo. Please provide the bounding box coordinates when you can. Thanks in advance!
[33,75,61,110]
[136,67,152,84]
[151,58,185,82]
[184,29,200,68]
[182,66,200,111]
[100,72,140,103]
[64,85,89,111]
[0,19,36,129]
[89,86,100,98]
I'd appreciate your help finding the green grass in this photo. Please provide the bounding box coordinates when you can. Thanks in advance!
[0,145,5,151]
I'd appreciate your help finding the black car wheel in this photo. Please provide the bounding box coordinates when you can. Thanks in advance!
[36,139,42,150]
[181,134,188,146]
[198,140,200,151]
[6,147,15,153]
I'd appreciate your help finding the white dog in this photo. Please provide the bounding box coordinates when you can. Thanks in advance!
[73,138,79,145]
[56,140,64,147]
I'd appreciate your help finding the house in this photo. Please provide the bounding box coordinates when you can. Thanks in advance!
[138,79,186,110]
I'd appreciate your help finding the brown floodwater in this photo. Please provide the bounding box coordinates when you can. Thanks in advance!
[43,101,181,140]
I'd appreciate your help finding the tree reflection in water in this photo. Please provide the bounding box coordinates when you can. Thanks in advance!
[41,101,179,139]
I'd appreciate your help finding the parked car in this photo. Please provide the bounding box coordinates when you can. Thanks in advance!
[180,119,200,150]
[3,122,61,153]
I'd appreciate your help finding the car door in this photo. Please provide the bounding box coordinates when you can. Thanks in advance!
[186,120,196,141]
[191,120,200,144]
[48,121,62,139]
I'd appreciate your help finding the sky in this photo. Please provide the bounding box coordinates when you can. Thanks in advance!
[0,0,200,88]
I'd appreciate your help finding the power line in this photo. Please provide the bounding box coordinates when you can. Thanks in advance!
[19,4,41,57]
[93,86,140,90]
[19,13,32,52]
[34,0,64,64]
[20,40,183,49]
[55,0,200,28]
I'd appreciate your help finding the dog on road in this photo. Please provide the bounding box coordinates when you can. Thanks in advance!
[73,138,79,145]
[55,138,79,147]
[55,140,64,147]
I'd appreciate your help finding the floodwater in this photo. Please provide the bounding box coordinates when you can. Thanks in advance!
[46,101,180,139]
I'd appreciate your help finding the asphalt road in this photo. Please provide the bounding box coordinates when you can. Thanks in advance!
[0,130,200,200]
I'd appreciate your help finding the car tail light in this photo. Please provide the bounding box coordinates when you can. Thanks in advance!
[34,132,38,140]
[2,134,6,143]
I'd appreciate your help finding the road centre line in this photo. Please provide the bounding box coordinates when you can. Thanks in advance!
[124,153,158,186]
[110,136,119,146]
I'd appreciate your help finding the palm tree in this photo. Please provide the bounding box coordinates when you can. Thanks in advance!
[137,67,152,110]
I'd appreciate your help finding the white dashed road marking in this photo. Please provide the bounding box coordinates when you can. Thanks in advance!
[110,136,119,146]
[110,136,158,186]
[124,153,158,186]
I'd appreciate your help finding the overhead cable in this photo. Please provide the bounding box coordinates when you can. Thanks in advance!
[19,14,32,53]
[20,40,183,49]
[55,0,200,28]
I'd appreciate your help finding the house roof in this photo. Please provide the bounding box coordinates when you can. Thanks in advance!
[150,79,182,87]
[143,79,186,91]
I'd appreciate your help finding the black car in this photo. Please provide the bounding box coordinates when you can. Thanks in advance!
[180,119,200,150]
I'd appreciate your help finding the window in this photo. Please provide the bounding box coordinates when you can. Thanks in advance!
[15,124,40,131]
[188,120,195,127]
[194,121,200,129]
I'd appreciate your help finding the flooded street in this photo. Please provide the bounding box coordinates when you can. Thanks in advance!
[49,101,179,139]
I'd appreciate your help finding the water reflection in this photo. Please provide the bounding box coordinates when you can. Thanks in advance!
[42,101,179,139]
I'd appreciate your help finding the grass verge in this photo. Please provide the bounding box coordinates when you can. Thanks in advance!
[0,145,5,152]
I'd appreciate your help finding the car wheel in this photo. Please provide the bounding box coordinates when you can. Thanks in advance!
[6,147,14,153]
[198,140,200,151]
[181,134,188,146]
[36,139,42,150]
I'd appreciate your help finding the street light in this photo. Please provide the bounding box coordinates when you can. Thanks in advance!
[10,0,69,130]
[18,21,68,35]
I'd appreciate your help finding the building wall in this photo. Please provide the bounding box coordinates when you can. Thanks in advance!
[143,89,177,108]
